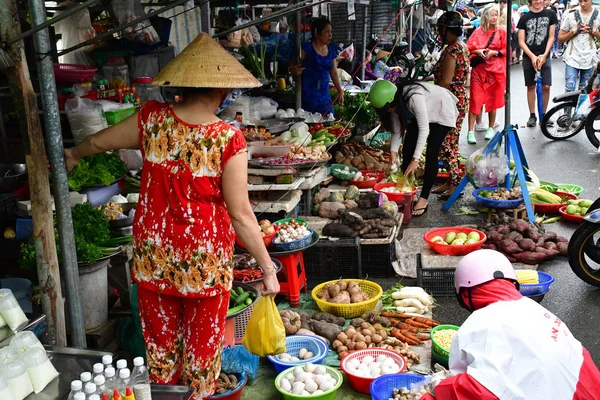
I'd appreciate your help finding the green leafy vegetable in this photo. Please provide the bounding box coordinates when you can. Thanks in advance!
[330,91,378,127]
[68,152,128,191]
[20,203,112,268]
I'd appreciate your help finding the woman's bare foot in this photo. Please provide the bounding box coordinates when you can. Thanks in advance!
[432,183,450,194]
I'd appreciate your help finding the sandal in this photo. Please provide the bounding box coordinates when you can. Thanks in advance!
[439,192,464,200]
[432,185,449,194]
[412,204,429,217]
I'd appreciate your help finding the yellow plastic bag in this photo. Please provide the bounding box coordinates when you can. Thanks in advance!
[241,296,286,357]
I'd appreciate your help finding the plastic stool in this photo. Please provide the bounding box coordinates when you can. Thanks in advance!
[274,252,307,308]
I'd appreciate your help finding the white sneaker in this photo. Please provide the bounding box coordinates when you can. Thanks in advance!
[474,123,488,132]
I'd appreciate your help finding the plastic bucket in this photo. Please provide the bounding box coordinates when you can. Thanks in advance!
[0,278,32,313]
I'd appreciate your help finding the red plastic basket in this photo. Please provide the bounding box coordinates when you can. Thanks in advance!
[559,206,585,223]
[340,349,406,394]
[374,182,417,203]
[424,227,487,256]
[533,191,578,214]
[350,170,384,189]
[53,63,97,84]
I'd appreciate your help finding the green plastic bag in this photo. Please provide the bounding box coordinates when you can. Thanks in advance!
[241,296,286,357]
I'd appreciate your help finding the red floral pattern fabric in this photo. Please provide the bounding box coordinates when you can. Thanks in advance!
[433,42,470,186]
[132,100,247,298]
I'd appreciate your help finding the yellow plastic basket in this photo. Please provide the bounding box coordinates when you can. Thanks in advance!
[311,279,383,318]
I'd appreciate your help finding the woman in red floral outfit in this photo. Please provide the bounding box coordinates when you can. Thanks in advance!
[65,33,280,399]
[433,11,470,199]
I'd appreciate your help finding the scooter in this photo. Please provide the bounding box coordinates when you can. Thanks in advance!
[540,90,586,141]
[567,198,600,287]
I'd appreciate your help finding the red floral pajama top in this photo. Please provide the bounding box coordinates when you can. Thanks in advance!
[131,100,247,298]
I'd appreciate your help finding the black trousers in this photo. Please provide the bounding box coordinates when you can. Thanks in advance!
[402,122,451,201]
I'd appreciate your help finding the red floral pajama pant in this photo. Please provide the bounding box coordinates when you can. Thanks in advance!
[439,98,468,186]
[138,286,230,399]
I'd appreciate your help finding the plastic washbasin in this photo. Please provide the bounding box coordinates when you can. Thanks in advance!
[370,374,428,400]
[275,365,343,400]
[350,170,384,189]
[267,335,329,373]
[424,227,486,256]
[559,206,585,223]
[331,164,358,180]
[533,191,578,214]
[472,187,523,209]
[517,270,555,296]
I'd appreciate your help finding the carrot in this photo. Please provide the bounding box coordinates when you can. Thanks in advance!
[391,328,420,346]
[403,319,431,329]
[388,318,401,325]
[395,322,419,333]
[381,312,409,319]
[417,333,431,341]
[410,316,440,327]
[400,330,424,345]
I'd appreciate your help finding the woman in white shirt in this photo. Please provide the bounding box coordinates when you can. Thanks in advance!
[368,79,459,216]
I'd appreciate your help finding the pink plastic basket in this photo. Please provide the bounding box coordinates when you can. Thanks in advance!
[53,63,97,84]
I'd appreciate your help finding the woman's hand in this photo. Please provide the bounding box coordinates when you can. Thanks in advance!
[261,268,280,297]
[289,64,305,76]
[337,93,344,105]
[473,49,486,57]
[64,148,80,173]
[404,159,419,177]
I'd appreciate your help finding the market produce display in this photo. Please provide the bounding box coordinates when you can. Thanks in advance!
[343,353,403,378]
[242,125,272,142]
[429,230,481,246]
[479,215,568,264]
[227,286,257,316]
[67,151,128,191]
[476,187,522,201]
[564,199,593,216]
[273,219,311,244]
[316,279,371,304]
[529,188,565,205]
[259,219,276,236]
[432,329,456,352]
[233,254,267,282]
[334,143,390,171]
[382,285,434,316]
[279,310,346,345]
[214,373,240,395]
[277,364,340,396]
[515,269,539,284]
[279,349,314,362]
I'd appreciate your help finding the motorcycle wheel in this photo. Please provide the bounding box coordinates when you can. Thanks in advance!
[568,199,600,287]
[584,105,600,148]
[391,55,412,79]
[540,103,584,140]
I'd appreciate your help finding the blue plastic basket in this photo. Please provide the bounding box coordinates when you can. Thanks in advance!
[518,270,555,296]
[472,187,524,209]
[270,230,314,252]
[370,374,427,400]
[267,335,329,373]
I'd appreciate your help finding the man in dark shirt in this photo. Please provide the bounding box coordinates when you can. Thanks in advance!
[518,0,559,127]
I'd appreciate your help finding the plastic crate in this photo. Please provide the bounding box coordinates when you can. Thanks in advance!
[360,240,396,278]
[303,237,361,288]
[0,194,18,225]
[299,185,320,216]
[416,254,456,297]
[105,107,137,125]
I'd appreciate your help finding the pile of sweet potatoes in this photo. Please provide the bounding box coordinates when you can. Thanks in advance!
[479,218,568,265]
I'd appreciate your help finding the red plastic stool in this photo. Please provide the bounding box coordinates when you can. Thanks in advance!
[274,251,308,308]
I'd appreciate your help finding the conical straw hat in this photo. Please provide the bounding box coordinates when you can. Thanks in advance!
[152,33,261,88]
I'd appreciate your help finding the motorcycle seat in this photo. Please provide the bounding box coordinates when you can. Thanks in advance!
[553,90,581,103]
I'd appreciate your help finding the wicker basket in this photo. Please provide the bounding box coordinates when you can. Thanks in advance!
[311,279,382,318]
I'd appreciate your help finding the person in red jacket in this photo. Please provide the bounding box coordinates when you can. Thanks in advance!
[421,250,600,400]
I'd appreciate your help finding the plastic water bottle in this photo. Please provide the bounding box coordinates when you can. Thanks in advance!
[83,382,97,398]
[102,355,113,371]
[74,393,86,400]
[67,380,83,400]
[80,372,92,385]
[131,357,152,400]
[94,375,108,396]
[88,395,100,400]
[104,367,116,392]
[115,359,127,379]
[116,368,131,395]
[92,363,104,381]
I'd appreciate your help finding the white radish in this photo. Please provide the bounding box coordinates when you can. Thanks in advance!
[393,298,426,309]
[391,289,433,306]
[395,306,422,314]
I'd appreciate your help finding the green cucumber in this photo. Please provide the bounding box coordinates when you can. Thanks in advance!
[227,303,248,316]
[235,292,250,305]
[236,287,245,296]
[245,298,252,305]
[230,290,238,299]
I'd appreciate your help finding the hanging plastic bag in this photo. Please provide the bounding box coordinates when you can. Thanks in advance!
[65,85,108,145]
[110,0,159,44]
[241,296,286,357]
[467,145,509,188]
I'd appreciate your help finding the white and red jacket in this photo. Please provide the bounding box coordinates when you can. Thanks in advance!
[421,279,600,400]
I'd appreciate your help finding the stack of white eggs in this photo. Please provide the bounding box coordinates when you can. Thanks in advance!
[279,363,337,396]
[345,355,402,379]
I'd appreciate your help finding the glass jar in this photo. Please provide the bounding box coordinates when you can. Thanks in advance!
[134,77,164,103]
[103,58,130,90]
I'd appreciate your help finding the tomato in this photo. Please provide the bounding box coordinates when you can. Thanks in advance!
[313,123,323,130]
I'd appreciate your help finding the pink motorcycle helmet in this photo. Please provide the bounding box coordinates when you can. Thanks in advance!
[454,249,518,293]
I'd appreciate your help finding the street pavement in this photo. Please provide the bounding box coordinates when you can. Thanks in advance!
[406,59,600,362]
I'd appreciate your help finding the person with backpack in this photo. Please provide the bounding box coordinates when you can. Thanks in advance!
[557,0,600,93]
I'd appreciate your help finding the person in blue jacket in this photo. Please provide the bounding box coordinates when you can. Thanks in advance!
[290,18,344,115]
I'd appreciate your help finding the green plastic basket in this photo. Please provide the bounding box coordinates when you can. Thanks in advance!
[105,106,136,125]
[431,324,460,359]
[330,164,358,181]
[555,184,584,196]
[275,365,343,400]
[273,218,308,228]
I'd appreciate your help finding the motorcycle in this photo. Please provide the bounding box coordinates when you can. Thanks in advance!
[568,198,600,287]
[368,34,415,79]
[540,90,586,141]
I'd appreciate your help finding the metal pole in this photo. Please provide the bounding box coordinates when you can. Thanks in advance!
[295,10,302,110]
[6,0,101,46]
[361,4,368,80]
[505,0,512,126]
[201,0,211,34]
[57,0,195,58]
[29,0,87,348]
[409,5,413,53]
